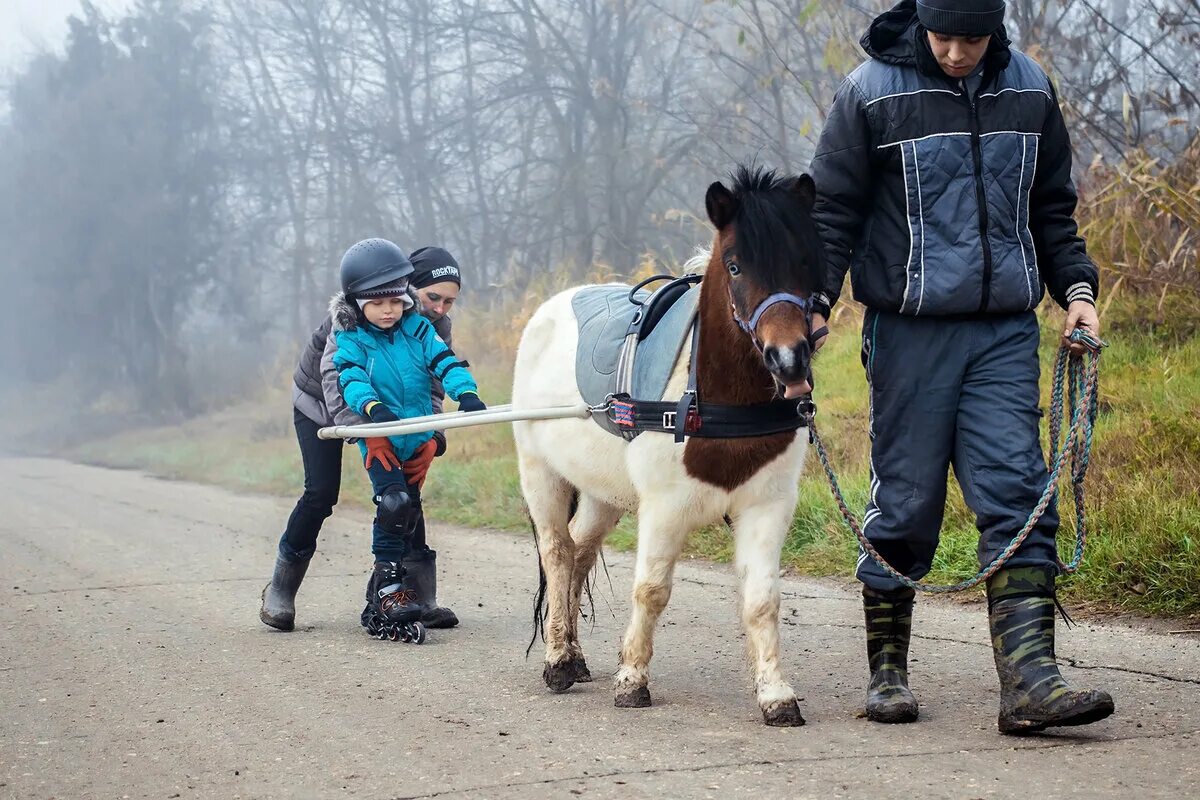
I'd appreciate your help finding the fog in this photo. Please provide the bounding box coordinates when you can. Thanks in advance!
[0,0,1195,422]
[0,0,134,67]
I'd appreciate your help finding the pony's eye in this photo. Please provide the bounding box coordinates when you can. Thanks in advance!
[727,262,741,277]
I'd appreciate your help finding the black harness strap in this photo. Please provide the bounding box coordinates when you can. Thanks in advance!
[673,320,702,442]
[608,316,811,441]
[609,396,809,439]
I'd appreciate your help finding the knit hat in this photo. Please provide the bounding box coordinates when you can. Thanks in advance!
[916,0,1005,36]
[409,246,462,289]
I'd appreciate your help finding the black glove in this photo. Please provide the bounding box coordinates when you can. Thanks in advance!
[458,393,487,413]
[365,402,399,424]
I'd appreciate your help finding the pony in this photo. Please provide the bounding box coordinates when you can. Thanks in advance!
[511,165,825,726]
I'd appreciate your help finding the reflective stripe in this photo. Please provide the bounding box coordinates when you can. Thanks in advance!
[878,131,970,150]
[898,143,925,314]
[911,141,927,315]
[865,87,959,107]
[1018,135,1033,309]
[979,87,1052,101]
[898,145,915,314]
[980,130,1043,138]
[1025,135,1041,307]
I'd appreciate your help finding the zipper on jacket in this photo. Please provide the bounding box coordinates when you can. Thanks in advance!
[961,79,994,313]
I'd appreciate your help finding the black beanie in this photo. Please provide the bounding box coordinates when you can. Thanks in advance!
[916,0,1005,36]
[409,246,462,289]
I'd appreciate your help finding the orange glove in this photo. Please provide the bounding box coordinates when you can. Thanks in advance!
[402,438,438,488]
[364,437,402,472]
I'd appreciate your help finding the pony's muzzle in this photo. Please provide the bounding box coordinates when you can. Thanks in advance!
[763,341,812,398]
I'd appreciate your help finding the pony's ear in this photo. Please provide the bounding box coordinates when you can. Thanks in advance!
[792,173,816,210]
[705,181,737,230]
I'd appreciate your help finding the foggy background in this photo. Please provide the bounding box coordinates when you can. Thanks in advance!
[0,0,1196,420]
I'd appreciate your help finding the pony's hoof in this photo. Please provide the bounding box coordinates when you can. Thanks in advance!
[543,661,577,693]
[614,685,652,708]
[762,699,806,727]
[571,656,594,683]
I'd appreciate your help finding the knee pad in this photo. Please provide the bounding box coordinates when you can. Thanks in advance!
[375,486,416,536]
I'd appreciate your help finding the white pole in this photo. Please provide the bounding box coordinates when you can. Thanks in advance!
[318,403,593,440]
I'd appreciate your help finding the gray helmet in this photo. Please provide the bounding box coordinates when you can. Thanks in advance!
[339,238,414,296]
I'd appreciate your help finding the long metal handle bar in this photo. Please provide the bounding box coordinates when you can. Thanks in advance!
[317,403,592,440]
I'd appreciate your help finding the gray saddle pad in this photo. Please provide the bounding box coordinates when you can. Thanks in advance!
[572,284,699,406]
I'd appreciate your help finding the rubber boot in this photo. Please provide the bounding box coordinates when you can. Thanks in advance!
[863,585,919,723]
[987,566,1115,735]
[260,555,310,631]
[403,548,459,628]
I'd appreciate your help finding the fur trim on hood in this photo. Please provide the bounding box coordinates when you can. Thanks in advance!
[329,287,422,332]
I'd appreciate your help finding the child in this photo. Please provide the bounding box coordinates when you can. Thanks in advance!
[394,246,466,628]
[322,238,485,641]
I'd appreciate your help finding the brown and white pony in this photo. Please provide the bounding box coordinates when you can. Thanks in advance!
[511,166,824,726]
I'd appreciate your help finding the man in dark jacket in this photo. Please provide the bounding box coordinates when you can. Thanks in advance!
[260,245,466,632]
[808,0,1113,734]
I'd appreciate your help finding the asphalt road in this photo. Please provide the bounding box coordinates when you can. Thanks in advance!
[2,458,1197,799]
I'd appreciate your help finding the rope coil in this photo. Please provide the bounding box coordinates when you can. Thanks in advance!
[808,328,1105,594]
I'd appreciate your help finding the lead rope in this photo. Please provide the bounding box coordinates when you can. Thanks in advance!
[806,328,1105,594]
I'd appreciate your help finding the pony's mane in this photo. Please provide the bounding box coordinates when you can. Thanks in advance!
[728,164,825,292]
[680,245,712,275]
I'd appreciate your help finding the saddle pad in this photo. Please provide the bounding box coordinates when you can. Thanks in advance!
[571,284,699,407]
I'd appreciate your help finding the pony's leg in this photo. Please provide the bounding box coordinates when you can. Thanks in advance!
[614,506,690,708]
[566,495,623,683]
[519,453,578,692]
[733,500,805,727]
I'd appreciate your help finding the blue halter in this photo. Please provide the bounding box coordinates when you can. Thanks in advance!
[723,253,826,352]
[735,292,814,337]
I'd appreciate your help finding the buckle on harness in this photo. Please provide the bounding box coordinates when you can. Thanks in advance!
[662,409,701,433]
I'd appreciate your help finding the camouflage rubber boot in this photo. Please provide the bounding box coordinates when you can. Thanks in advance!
[863,585,919,723]
[987,566,1115,735]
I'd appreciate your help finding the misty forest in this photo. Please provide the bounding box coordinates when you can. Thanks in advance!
[1,0,1196,414]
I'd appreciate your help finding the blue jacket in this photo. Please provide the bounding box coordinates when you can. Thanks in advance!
[809,0,1099,316]
[322,292,477,461]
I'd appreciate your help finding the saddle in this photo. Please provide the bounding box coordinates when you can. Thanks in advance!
[573,274,812,442]
[572,275,702,439]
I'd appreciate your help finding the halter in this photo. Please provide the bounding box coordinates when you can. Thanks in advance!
[723,254,825,352]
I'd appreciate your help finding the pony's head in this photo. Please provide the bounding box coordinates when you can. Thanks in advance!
[705,165,825,398]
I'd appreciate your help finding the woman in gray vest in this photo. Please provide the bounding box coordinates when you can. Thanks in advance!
[259,246,466,632]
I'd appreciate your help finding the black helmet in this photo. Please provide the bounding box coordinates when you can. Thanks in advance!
[339,238,414,296]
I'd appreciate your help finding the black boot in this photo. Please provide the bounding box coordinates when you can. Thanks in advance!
[260,555,310,631]
[987,566,1114,735]
[361,561,427,643]
[403,548,459,629]
[863,585,919,723]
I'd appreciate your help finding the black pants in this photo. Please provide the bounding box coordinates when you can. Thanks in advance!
[278,408,343,562]
[855,310,1059,592]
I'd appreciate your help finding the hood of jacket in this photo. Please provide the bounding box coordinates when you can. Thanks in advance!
[861,0,1012,80]
[328,288,422,333]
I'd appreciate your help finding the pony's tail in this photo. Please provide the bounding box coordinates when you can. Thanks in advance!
[525,489,581,658]
[526,513,547,658]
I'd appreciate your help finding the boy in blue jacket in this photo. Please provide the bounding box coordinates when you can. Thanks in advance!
[323,238,485,642]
